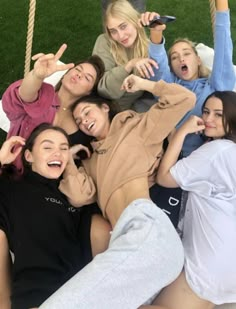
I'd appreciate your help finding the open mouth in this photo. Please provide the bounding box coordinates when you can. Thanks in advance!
[181,64,188,72]
[47,160,62,168]
[87,122,95,131]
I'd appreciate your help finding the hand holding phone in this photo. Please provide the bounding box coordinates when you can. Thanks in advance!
[146,15,176,28]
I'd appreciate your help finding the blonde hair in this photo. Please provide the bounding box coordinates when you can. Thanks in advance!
[104,0,149,66]
[168,38,211,78]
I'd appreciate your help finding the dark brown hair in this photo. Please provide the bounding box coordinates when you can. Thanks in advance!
[21,123,70,171]
[55,55,105,93]
[71,94,121,123]
[202,91,236,142]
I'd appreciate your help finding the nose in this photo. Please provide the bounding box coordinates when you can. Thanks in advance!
[76,71,84,79]
[204,113,214,122]
[117,30,124,40]
[53,149,62,157]
[82,118,88,125]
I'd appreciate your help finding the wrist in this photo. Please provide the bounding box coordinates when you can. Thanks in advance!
[31,70,45,81]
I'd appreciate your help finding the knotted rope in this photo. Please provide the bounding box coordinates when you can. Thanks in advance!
[24,0,36,76]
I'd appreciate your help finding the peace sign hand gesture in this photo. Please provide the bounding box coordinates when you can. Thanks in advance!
[31,44,74,80]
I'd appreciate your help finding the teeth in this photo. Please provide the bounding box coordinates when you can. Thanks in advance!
[48,161,62,167]
[88,122,94,130]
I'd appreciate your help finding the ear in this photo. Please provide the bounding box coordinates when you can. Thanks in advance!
[197,55,202,66]
[102,103,110,112]
[24,149,34,164]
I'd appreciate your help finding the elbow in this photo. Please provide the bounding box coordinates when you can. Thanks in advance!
[186,91,197,110]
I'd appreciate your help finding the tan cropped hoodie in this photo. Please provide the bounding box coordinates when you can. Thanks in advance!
[59,80,196,218]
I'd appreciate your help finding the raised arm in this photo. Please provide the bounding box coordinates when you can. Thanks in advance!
[156,116,205,187]
[19,44,74,103]
[0,230,11,309]
[209,0,235,90]
[216,0,228,11]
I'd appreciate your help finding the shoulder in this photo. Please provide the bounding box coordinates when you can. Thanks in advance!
[95,33,109,45]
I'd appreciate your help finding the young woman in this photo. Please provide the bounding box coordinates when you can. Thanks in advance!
[36,79,196,309]
[2,44,104,170]
[146,0,235,157]
[93,0,158,111]
[0,124,110,309]
[154,91,236,309]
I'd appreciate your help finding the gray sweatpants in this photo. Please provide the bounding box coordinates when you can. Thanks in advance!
[39,199,184,309]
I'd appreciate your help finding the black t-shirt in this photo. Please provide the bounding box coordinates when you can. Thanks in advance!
[0,171,97,309]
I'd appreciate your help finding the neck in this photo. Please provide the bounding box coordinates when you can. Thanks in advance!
[57,88,80,110]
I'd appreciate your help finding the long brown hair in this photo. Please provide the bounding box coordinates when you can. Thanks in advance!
[55,55,105,92]
[202,91,236,142]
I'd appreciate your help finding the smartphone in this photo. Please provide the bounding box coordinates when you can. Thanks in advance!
[147,15,176,28]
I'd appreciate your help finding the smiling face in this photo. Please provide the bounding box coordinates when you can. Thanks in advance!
[202,97,225,139]
[107,16,137,48]
[24,129,70,179]
[169,41,201,81]
[62,63,97,98]
[73,102,111,140]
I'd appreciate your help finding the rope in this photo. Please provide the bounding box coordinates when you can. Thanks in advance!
[24,0,36,77]
[209,0,216,40]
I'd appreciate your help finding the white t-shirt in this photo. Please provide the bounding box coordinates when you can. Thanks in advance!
[170,139,236,304]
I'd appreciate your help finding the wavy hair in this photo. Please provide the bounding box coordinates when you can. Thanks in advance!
[104,0,149,66]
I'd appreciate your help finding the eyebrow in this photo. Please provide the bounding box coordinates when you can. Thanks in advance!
[74,105,90,122]
[108,22,126,31]
[77,64,95,81]
[40,140,69,146]
[203,107,223,112]
[170,48,192,56]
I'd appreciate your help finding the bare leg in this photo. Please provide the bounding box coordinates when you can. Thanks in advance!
[152,271,215,309]
[90,214,111,257]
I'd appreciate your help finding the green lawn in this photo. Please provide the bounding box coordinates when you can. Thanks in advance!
[0,0,236,142]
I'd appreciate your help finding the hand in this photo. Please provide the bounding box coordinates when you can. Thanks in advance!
[178,115,206,136]
[121,74,145,93]
[134,58,158,78]
[31,44,75,80]
[69,144,91,161]
[139,11,166,31]
[0,136,26,165]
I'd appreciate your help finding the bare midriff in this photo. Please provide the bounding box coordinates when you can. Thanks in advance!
[105,177,150,228]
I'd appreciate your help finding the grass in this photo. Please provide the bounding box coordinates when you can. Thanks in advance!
[0,0,236,142]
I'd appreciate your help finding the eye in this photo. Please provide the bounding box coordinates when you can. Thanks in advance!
[171,55,178,61]
[85,75,92,82]
[215,113,223,118]
[61,147,69,151]
[109,29,117,35]
[120,24,127,30]
[202,109,209,115]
